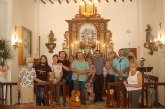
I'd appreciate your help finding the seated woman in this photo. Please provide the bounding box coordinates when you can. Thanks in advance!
[123,61,142,108]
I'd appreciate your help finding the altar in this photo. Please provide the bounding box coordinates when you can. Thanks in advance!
[62,4,114,58]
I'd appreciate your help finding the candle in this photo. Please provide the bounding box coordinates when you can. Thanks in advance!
[96,40,99,50]
[76,41,78,51]
[71,44,74,55]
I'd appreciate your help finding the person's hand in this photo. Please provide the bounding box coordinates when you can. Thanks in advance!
[118,71,123,77]
[57,77,61,81]
[89,79,93,83]
[53,80,57,84]
[123,81,127,85]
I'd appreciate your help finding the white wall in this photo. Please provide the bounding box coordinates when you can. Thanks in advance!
[38,0,139,64]
[10,0,36,104]
[139,0,165,105]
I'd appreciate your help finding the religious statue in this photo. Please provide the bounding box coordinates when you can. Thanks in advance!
[48,30,56,43]
[45,30,56,53]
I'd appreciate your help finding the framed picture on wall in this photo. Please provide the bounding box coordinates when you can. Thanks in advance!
[122,48,137,59]
[18,26,32,65]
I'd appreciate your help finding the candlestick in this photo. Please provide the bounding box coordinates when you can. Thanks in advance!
[71,44,74,55]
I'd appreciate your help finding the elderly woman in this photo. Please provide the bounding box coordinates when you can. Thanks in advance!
[17,57,44,105]
[123,61,142,108]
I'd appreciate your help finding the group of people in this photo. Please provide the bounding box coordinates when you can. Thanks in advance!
[17,49,142,108]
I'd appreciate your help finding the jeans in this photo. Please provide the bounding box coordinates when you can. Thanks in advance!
[73,80,86,103]
[68,71,73,97]
[37,86,45,106]
[56,86,60,104]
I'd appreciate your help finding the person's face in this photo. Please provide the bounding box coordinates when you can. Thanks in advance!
[130,63,137,72]
[69,56,74,63]
[87,59,92,65]
[95,51,100,57]
[41,57,46,63]
[53,56,58,62]
[118,50,124,57]
[77,52,84,60]
[59,52,66,59]
[108,53,114,60]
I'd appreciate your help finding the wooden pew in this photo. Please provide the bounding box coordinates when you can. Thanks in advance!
[35,81,66,107]
[0,82,17,105]
[106,81,165,108]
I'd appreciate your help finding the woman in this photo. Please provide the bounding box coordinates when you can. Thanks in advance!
[85,57,96,104]
[106,51,117,83]
[35,55,55,106]
[51,54,63,104]
[17,57,44,105]
[123,61,142,108]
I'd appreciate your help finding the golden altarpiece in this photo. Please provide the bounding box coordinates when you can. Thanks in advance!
[62,4,114,57]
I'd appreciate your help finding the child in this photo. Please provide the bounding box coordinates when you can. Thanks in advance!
[85,58,96,104]
[51,54,63,104]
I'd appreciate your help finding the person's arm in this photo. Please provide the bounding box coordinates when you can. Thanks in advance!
[34,77,45,83]
[62,65,70,71]
[125,72,142,88]
[122,59,129,74]
[89,69,96,82]
[112,66,119,74]
[57,66,63,82]
[121,67,129,74]
[61,61,70,71]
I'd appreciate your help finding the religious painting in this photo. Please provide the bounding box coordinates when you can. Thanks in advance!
[79,23,97,50]
[18,26,32,65]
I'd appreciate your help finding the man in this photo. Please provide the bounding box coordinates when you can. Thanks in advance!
[112,49,129,106]
[71,52,90,105]
[112,49,129,82]
[93,50,105,102]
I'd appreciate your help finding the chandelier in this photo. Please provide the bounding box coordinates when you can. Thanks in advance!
[79,0,97,17]
[154,23,165,48]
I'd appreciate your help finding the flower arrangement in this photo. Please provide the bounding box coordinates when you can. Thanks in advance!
[79,41,87,49]
[88,41,96,48]
[79,41,96,49]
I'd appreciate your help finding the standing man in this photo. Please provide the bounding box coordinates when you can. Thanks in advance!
[93,50,105,102]
[112,49,129,106]
[112,49,129,82]
[71,52,90,105]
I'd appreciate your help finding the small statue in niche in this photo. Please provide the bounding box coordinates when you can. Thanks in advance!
[45,30,56,53]
[48,30,56,43]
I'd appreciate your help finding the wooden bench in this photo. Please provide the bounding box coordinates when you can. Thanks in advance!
[35,81,66,107]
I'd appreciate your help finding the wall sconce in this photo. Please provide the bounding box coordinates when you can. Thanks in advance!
[154,23,165,48]
[12,26,22,49]
[144,24,158,55]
